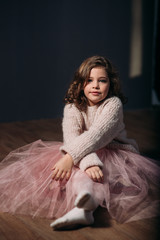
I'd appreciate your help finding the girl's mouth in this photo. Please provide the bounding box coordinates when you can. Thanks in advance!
[91,92,100,96]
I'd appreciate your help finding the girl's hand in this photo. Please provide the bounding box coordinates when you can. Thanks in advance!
[51,153,73,181]
[85,166,104,183]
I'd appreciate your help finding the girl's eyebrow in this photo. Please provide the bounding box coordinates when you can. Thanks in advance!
[89,76,107,79]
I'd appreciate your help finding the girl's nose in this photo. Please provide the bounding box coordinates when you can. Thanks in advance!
[93,80,99,88]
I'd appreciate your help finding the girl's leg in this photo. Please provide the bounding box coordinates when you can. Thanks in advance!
[50,170,100,230]
[68,169,99,210]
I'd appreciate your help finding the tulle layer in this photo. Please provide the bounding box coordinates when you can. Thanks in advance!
[0,140,159,223]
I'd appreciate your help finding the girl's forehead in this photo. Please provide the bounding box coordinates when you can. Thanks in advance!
[89,67,107,76]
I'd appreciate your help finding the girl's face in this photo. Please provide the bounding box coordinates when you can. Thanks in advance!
[83,67,110,106]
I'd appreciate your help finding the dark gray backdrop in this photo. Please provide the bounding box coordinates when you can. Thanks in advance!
[0,0,156,122]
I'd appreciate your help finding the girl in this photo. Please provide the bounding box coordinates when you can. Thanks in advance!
[0,56,159,230]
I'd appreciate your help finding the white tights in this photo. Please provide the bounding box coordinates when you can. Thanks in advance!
[50,170,101,230]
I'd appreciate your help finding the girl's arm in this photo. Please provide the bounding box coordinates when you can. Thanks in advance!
[78,152,103,170]
[62,104,104,170]
[51,104,103,181]
[62,103,83,144]
[78,154,104,183]
[61,97,124,165]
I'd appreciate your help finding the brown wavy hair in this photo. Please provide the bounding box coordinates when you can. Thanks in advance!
[64,56,127,112]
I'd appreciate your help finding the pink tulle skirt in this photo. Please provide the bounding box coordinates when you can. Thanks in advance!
[0,140,159,223]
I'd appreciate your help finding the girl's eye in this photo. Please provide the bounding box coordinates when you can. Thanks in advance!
[99,79,107,83]
[87,79,92,83]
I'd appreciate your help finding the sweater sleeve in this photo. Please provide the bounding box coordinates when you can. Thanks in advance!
[78,152,103,171]
[61,104,103,169]
[61,97,124,164]
[62,104,83,144]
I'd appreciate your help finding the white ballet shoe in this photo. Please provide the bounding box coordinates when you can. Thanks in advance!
[74,191,97,211]
[50,207,94,230]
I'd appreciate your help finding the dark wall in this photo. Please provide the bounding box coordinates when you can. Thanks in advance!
[0,0,155,122]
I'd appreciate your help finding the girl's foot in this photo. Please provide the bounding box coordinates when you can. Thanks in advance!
[50,207,94,230]
[75,191,97,211]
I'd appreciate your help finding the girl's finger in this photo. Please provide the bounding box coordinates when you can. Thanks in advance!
[51,163,57,170]
[90,171,97,182]
[97,169,103,182]
[98,168,103,176]
[94,170,102,182]
[60,171,66,181]
[99,170,104,181]
[55,170,63,181]
[86,170,92,179]
[86,169,97,182]
[52,168,59,179]
[65,170,71,181]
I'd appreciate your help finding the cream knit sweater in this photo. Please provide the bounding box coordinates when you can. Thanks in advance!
[60,97,139,171]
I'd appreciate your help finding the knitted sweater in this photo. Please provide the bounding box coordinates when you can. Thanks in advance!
[60,97,139,170]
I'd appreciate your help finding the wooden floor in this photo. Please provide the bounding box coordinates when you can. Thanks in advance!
[0,108,160,240]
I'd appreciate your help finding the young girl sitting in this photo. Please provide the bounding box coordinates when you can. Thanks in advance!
[0,56,159,230]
